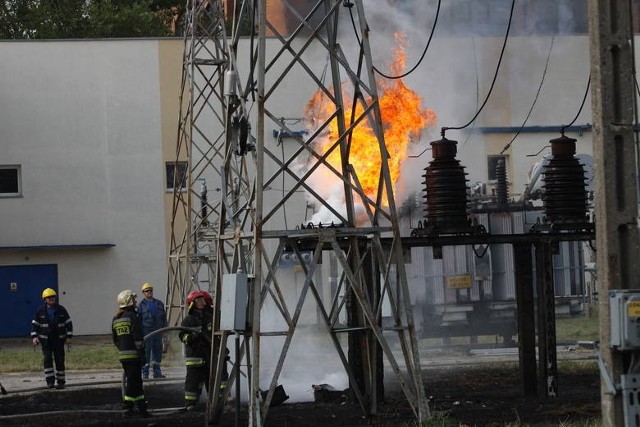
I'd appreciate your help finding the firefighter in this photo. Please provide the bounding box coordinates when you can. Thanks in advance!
[112,290,149,417]
[179,290,228,410]
[138,282,167,379]
[30,288,73,389]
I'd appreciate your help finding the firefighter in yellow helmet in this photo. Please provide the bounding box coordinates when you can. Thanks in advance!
[112,290,149,418]
[30,288,73,389]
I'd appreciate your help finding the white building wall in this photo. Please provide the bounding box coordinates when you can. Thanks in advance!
[0,40,169,335]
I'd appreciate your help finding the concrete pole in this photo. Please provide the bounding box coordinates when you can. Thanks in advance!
[589,1,640,425]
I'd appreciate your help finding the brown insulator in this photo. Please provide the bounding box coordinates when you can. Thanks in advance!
[422,137,469,228]
[542,135,588,223]
[495,156,508,205]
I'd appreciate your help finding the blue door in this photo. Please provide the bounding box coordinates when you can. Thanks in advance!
[0,264,58,337]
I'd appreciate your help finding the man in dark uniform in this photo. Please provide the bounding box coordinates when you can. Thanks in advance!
[31,288,73,389]
[112,289,149,417]
[179,290,228,410]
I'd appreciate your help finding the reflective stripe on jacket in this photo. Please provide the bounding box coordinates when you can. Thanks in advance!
[179,306,213,366]
[30,304,73,341]
[112,308,144,362]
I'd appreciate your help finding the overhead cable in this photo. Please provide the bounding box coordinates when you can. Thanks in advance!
[562,73,591,134]
[442,0,516,137]
[346,0,441,80]
[500,35,556,155]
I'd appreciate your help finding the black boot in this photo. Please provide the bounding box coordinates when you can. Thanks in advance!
[137,400,151,417]
[122,402,134,417]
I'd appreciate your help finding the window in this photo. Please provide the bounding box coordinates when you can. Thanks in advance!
[487,156,507,181]
[166,161,188,192]
[0,165,21,197]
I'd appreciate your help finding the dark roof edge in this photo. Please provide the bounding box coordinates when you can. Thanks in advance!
[0,244,115,251]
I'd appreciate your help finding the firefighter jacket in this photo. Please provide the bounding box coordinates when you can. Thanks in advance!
[138,298,167,335]
[30,304,73,342]
[112,307,145,363]
[179,307,213,368]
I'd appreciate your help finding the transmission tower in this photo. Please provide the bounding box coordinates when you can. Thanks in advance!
[166,1,428,425]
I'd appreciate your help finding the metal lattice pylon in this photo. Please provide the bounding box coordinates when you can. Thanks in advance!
[167,1,429,425]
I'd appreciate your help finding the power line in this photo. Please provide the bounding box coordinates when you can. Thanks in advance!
[500,35,556,155]
[442,0,516,137]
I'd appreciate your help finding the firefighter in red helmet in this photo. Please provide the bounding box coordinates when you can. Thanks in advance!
[179,290,228,410]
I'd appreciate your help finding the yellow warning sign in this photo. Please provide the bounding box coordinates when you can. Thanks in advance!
[628,301,640,317]
[446,275,472,289]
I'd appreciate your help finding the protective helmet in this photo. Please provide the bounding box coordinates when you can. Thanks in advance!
[186,290,212,309]
[42,288,57,299]
[117,290,137,308]
[200,291,213,306]
[141,282,153,292]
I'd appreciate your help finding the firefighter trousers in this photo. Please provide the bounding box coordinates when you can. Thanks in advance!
[41,339,66,386]
[121,360,145,409]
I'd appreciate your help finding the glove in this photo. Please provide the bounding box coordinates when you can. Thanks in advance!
[181,333,194,347]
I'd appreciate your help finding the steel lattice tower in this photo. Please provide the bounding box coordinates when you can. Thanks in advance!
[166,1,428,424]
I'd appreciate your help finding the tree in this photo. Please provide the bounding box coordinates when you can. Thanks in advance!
[0,0,182,39]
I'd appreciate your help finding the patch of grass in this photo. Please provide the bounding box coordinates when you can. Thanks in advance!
[0,334,186,373]
[406,412,601,427]
[0,346,121,373]
[556,312,599,342]
[557,359,598,374]
[406,413,601,427]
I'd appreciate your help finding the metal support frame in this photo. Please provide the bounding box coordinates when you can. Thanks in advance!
[514,243,537,397]
[383,230,594,399]
[535,241,558,398]
[166,1,428,425]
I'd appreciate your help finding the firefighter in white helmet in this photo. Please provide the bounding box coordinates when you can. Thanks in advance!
[112,290,149,418]
[30,288,73,389]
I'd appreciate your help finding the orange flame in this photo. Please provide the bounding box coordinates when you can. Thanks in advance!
[304,34,437,202]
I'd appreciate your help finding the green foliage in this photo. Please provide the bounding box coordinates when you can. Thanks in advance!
[0,0,180,39]
[85,0,172,38]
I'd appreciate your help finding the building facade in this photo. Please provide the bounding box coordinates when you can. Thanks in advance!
[0,29,627,336]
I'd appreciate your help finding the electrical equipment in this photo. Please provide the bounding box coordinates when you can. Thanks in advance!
[610,290,640,350]
[220,273,249,331]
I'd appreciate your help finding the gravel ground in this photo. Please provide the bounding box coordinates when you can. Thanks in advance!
[0,338,601,426]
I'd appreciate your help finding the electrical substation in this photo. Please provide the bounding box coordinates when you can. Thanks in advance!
[162,0,636,426]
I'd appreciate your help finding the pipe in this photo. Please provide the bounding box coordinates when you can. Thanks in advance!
[143,326,207,342]
[0,406,188,421]
[478,124,592,134]
[4,377,181,395]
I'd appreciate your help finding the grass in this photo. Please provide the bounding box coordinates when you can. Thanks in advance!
[0,346,121,372]
[406,412,602,427]
[0,334,186,373]
[421,308,600,348]
[555,311,599,342]
[0,312,601,374]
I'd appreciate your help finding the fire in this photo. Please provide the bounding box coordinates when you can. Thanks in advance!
[304,34,437,204]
